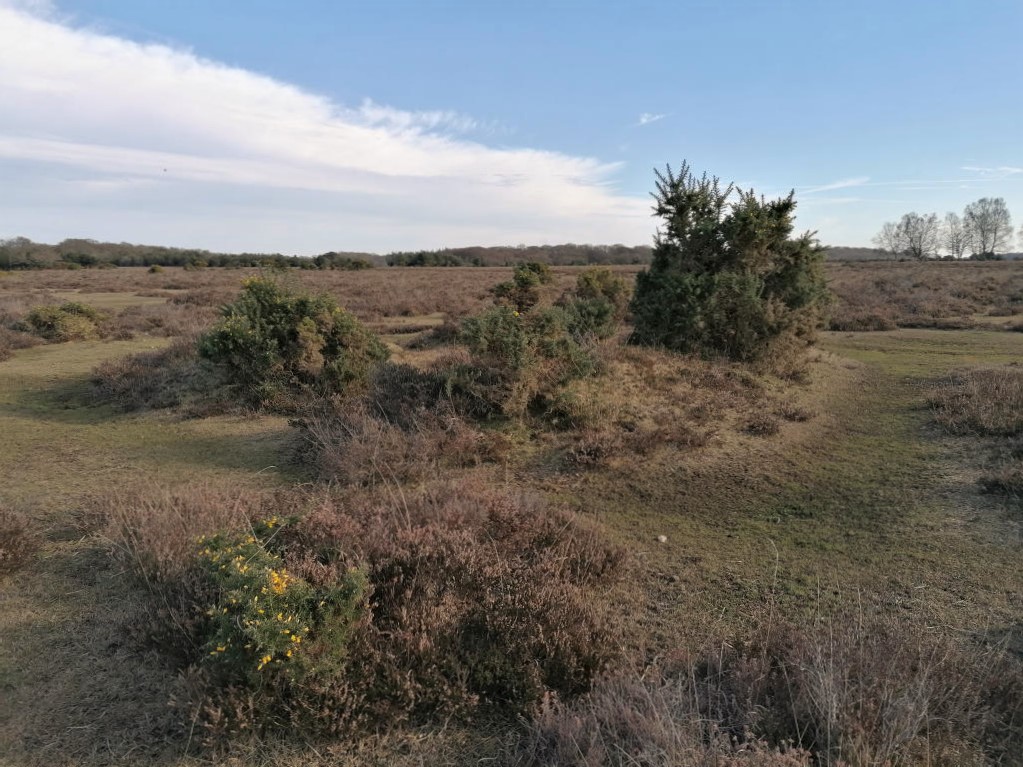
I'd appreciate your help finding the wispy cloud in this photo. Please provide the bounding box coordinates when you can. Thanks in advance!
[962,165,1023,178]
[636,112,666,127]
[0,4,650,252]
[799,176,870,195]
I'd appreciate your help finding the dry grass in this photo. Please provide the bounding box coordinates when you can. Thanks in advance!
[506,616,1023,766]
[929,366,1023,437]
[0,507,40,575]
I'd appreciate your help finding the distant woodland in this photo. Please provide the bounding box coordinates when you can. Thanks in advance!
[0,237,656,270]
[6,236,1012,271]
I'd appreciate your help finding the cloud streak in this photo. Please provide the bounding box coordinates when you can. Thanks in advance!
[636,112,666,127]
[0,4,651,252]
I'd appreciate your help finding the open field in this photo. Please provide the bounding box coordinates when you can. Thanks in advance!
[1,263,1022,765]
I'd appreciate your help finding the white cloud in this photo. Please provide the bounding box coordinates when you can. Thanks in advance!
[636,112,665,126]
[962,165,1023,178]
[0,5,651,252]
[799,176,870,195]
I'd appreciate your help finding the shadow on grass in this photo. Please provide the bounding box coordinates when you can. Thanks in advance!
[0,373,124,424]
[0,543,191,766]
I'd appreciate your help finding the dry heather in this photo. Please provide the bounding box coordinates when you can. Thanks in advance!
[91,337,227,413]
[101,479,627,741]
[506,617,1023,766]
[827,260,1023,331]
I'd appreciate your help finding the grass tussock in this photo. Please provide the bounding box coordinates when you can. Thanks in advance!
[929,366,1023,437]
[101,479,627,742]
[506,617,1023,766]
[0,507,40,575]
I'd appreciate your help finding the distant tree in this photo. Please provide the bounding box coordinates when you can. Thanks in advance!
[873,213,940,260]
[896,212,940,260]
[872,221,904,258]
[942,212,969,260]
[629,161,828,363]
[964,197,1013,257]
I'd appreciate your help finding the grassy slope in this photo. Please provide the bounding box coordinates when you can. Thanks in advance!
[571,329,1023,650]
[0,339,293,766]
[0,327,1020,765]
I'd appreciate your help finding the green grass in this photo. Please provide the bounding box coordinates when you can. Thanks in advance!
[49,290,170,310]
[571,329,1023,648]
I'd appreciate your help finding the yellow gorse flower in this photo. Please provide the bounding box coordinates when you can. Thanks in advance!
[268,569,292,595]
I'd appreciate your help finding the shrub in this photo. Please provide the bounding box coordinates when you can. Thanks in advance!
[0,326,42,361]
[20,301,103,342]
[104,481,625,738]
[506,617,1023,766]
[491,262,555,313]
[459,306,596,418]
[294,397,487,486]
[630,162,828,364]
[148,264,165,274]
[197,276,389,409]
[91,338,224,412]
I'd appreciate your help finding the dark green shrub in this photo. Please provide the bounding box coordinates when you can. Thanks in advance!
[559,268,631,341]
[491,262,554,313]
[21,301,103,342]
[630,162,829,363]
[459,306,595,417]
[197,276,389,408]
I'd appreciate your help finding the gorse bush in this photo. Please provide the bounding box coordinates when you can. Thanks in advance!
[559,267,630,341]
[630,162,828,363]
[196,520,367,686]
[454,267,626,419]
[492,262,555,312]
[21,301,103,342]
[459,306,597,417]
[197,276,389,408]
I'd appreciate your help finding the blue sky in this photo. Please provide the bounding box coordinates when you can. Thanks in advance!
[1,0,1020,253]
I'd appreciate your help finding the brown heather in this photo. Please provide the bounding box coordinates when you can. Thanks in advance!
[506,616,1023,767]
[102,479,627,738]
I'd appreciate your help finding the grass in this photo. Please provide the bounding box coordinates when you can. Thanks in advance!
[0,338,296,766]
[1,266,1022,765]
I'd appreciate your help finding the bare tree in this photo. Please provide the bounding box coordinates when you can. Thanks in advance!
[964,197,1013,256]
[872,221,903,258]
[942,212,969,259]
[897,212,940,260]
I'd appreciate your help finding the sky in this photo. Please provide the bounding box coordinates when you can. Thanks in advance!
[1,0,1021,254]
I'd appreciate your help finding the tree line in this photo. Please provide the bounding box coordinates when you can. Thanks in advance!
[0,237,653,271]
[874,198,1018,260]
